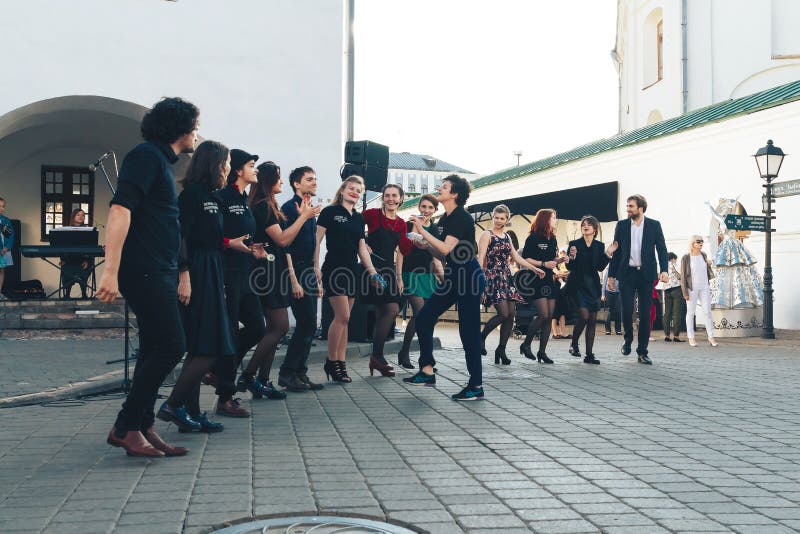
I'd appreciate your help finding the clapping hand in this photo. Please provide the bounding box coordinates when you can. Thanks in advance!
[569,245,577,260]
[298,196,322,219]
[605,241,619,257]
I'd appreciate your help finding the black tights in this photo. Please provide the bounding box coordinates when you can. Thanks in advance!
[399,296,425,356]
[481,300,516,350]
[571,307,597,355]
[372,302,399,364]
[524,298,556,354]
[245,307,289,383]
[167,354,214,417]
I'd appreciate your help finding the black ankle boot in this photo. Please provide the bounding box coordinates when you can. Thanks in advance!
[519,343,536,360]
[494,346,511,365]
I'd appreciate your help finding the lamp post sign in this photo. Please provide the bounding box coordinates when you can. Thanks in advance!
[724,214,768,232]
[769,178,800,198]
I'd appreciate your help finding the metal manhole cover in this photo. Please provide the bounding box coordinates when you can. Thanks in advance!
[212,515,420,534]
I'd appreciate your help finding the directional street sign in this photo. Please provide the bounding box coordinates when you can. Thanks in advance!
[770,179,800,198]
[725,214,768,232]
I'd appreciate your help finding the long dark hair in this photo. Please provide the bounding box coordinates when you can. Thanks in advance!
[251,161,286,222]
[181,140,229,191]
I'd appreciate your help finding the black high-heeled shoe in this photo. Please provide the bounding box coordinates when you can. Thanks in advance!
[324,359,336,381]
[568,344,581,358]
[337,361,353,383]
[537,352,553,364]
[397,349,414,369]
[494,346,511,365]
[519,343,536,360]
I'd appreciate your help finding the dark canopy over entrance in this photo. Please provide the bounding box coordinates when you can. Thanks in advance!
[468,181,619,222]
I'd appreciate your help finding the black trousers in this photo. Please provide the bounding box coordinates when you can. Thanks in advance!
[619,268,654,355]
[280,265,318,376]
[115,270,186,432]
[417,258,485,387]
[663,287,685,337]
[214,269,266,397]
[604,292,622,333]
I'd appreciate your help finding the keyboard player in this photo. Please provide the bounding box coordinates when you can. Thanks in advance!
[59,209,93,299]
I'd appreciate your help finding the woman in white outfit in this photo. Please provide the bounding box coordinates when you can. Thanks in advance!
[680,235,717,347]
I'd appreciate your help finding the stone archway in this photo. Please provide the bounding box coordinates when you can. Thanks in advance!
[0,95,150,293]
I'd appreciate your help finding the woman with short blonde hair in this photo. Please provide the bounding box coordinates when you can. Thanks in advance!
[680,235,717,347]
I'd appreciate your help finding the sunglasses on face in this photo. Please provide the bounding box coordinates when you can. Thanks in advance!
[695,240,704,244]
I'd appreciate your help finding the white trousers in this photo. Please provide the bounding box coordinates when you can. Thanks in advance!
[686,286,714,339]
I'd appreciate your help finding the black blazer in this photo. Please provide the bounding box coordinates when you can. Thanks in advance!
[608,217,668,283]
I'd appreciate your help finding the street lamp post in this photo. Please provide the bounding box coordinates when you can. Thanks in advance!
[753,139,786,339]
[513,150,522,166]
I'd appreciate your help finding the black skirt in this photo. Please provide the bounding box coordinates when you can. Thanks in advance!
[364,261,401,305]
[322,261,358,298]
[181,250,235,357]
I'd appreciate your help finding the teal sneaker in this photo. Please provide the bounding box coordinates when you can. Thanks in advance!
[451,385,484,401]
[402,371,436,386]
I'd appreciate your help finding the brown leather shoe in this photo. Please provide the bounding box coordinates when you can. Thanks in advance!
[106,427,164,458]
[143,427,189,457]
[216,398,250,418]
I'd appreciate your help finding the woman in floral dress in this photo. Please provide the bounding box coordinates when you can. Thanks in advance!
[478,205,545,364]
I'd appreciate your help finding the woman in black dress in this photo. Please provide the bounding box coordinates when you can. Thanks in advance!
[157,140,252,433]
[564,215,612,364]
[519,208,565,363]
[363,183,415,377]
[240,161,320,398]
[315,175,382,383]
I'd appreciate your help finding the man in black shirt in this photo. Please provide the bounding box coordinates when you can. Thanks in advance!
[278,166,324,391]
[97,97,200,458]
[404,174,486,401]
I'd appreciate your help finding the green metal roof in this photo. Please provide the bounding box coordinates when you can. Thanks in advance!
[400,79,800,210]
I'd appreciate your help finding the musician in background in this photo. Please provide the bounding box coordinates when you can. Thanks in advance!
[59,209,92,299]
[0,196,12,300]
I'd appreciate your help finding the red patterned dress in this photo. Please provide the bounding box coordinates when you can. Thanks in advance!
[482,233,523,306]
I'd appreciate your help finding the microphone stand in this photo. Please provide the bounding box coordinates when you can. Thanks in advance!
[96,154,136,394]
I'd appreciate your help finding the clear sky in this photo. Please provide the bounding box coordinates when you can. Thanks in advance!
[355,0,619,176]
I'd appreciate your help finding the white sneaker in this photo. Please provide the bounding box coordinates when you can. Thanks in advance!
[688,338,697,347]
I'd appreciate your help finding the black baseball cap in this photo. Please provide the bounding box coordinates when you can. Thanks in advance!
[230,149,259,171]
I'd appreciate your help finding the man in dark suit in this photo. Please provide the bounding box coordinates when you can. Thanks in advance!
[606,194,669,364]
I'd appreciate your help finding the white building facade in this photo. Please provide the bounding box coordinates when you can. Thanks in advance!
[0,0,348,294]
[614,0,800,132]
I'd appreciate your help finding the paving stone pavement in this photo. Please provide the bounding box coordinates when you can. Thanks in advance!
[1,329,800,533]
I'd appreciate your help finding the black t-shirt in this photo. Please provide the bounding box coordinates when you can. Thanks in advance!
[111,142,180,274]
[522,233,558,282]
[317,204,364,267]
[177,184,224,270]
[435,206,476,265]
[218,185,257,272]
[252,201,288,271]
